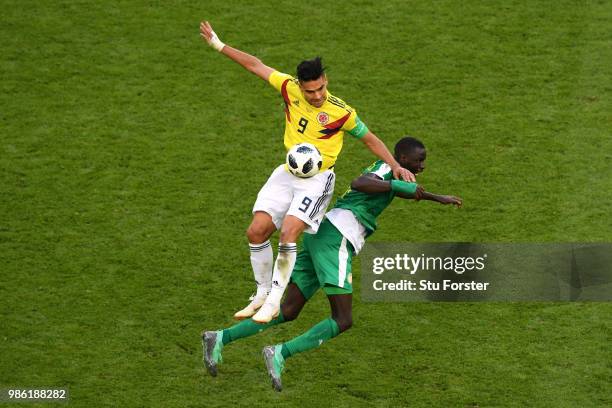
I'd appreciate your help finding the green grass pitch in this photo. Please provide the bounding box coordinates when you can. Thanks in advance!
[1,0,611,406]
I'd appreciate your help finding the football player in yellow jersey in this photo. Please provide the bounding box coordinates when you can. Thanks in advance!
[200,21,415,323]
[268,68,364,171]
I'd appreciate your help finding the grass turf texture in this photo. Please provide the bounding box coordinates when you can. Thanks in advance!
[1,0,611,406]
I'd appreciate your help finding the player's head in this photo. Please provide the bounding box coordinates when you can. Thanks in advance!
[297,57,328,108]
[394,137,426,174]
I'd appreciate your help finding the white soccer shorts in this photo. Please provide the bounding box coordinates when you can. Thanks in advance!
[252,164,335,234]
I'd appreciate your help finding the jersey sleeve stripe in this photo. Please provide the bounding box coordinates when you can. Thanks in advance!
[327,95,346,108]
[281,79,292,122]
[328,99,346,110]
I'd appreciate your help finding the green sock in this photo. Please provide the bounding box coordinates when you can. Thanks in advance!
[221,312,285,345]
[281,318,340,359]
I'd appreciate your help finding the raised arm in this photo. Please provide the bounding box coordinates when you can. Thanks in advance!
[360,132,416,182]
[199,21,274,81]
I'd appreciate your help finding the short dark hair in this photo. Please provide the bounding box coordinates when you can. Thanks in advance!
[394,137,425,156]
[296,57,325,82]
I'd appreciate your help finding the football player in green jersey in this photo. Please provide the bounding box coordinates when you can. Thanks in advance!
[203,137,462,391]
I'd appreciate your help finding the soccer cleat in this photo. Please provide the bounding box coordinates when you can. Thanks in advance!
[252,302,279,324]
[262,345,285,392]
[202,330,223,376]
[233,295,267,320]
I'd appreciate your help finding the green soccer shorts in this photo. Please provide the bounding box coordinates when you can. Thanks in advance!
[290,218,354,299]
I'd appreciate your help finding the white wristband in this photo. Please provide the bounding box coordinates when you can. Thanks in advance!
[209,31,225,52]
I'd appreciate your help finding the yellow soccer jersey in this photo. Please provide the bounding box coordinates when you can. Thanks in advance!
[269,71,369,170]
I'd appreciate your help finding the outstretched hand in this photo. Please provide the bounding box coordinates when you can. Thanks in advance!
[200,21,225,51]
[438,195,462,207]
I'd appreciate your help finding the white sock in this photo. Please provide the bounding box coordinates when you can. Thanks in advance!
[266,243,297,305]
[249,240,273,299]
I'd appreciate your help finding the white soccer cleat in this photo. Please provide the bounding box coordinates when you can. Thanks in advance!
[252,302,279,324]
[233,296,267,320]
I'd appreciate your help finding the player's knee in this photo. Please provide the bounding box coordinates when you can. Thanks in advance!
[279,216,307,243]
[334,315,352,333]
[279,226,302,243]
[246,224,268,244]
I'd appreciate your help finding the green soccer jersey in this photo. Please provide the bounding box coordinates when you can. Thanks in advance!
[333,160,396,235]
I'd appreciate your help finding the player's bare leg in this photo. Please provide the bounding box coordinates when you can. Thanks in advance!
[279,283,307,322]
[235,211,277,320]
[247,211,277,245]
[253,215,306,323]
[328,293,353,333]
